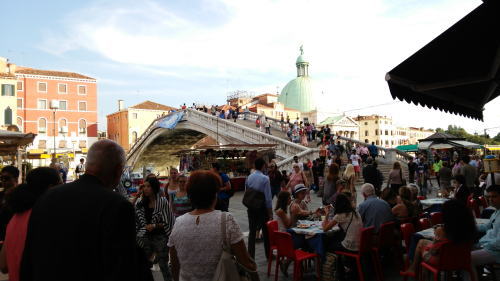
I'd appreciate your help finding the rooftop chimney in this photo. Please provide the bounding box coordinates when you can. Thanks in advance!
[118,100,124,111]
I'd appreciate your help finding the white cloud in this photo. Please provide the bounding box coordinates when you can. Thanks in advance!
[41,0,499,133]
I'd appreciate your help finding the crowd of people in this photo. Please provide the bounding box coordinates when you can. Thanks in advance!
[0,137,498,281]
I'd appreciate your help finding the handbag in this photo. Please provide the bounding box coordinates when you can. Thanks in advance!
[400,169,407,186]
[328,212,354,243]
[242,187,265,210]
[212,212,259,281]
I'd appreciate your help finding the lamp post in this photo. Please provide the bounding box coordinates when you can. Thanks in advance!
[50,100,59,160]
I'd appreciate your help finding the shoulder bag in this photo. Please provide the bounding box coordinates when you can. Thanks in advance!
[242,186,265,210]
[212,212,259,281]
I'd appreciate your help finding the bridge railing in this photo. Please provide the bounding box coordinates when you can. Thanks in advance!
[336,136,412,164]
[239,111,285,131]
[185,109,309,160]
[276,148,320,172]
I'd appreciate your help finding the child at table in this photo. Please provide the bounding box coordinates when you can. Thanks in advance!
[401,199,477,276]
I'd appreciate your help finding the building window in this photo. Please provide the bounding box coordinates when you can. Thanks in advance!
[375,121,378,124]
[59,140,67,148]
[78,85,87,95]
[78,101,87,111]
[37,82,47,92]
[17,81,23,91]
[364,139,369,143]
[1,84,15,96]
[58,83,67,94]
[79,119,87,134]
[376,140,379,145]
[38,99,47,109]
[79,140,87,148]
[132,113,138,119]
[385,130,388,135]
[364,122,368,125]
[38,118,47,134]
[132,131,138,142]
[365,130,369,136]
[59,100,67,110]
[391,130,393,136]
[375,129,379,135]
[59,119,68,133]
[17,98,23,108]
[4,107,12,125]
[16,117,23,131]
[391,140,394,145]
[38,140,47,149]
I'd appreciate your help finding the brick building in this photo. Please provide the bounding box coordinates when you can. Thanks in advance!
[15,65,98,166]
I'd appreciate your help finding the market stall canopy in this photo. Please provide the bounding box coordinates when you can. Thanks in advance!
[417,132,480,150]
[395,144,418,152]
[385,0,500,120]
[0,130,36,155]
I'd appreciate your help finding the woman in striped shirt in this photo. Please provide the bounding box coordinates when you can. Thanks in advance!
[135,177,175,281]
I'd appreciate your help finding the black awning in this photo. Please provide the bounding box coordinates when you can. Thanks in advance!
[385,0,500,120]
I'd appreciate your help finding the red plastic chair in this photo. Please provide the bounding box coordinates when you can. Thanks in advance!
[430,212,443,225]
[399,223,416,280]
[334,226,376,281]
[420,242,476,281]
[266,220,278,276]
[478,196,488,209]
[372,222,397,281]
[274,231,320,281]
[468,198,481,218]
[417,195,426,200]
[418,218,431,231]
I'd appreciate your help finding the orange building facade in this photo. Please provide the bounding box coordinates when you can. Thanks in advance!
[15,66,98,165]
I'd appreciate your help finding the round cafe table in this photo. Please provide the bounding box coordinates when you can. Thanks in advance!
[288,220,327,260]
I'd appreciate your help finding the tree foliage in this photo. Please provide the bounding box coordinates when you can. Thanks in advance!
[435,125,500,145]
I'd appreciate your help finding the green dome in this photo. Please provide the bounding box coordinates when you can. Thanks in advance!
[278,76,316,113]
[296,54,308,64]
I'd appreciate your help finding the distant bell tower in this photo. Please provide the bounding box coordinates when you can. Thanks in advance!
[296,45,309,77]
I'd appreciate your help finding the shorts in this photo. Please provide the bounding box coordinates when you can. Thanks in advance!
[354,165,360,173]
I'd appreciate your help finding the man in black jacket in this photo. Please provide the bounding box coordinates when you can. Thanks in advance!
[362,157,384,195]
[21,140,152,281]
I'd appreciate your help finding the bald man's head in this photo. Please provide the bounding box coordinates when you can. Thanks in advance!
[85,140,125,188]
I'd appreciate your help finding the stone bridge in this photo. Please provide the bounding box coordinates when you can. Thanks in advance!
[126,109,411,173]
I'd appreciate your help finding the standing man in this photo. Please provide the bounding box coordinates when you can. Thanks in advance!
[460,155,478,193]
[244,158,272,259]
[212,162,232,212]
[362,157,383,195]
[407,157,417,184]
[368,142,378,159]
[21,140,152,281]
[75,158,85,179]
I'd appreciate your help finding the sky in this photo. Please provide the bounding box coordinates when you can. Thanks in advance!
[2,0,499,136]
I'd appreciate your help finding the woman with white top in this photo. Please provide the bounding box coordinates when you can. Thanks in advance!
[322,193,363,280]
[274,191,292,232]
[168,170,255,281]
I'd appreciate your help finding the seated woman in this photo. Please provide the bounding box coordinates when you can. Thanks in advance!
[408,184,423,215]
[274,191,292,232]
[402,199,477,275]
[290,184,319,226]
[392,186,415,220]
[322,193,363,280]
